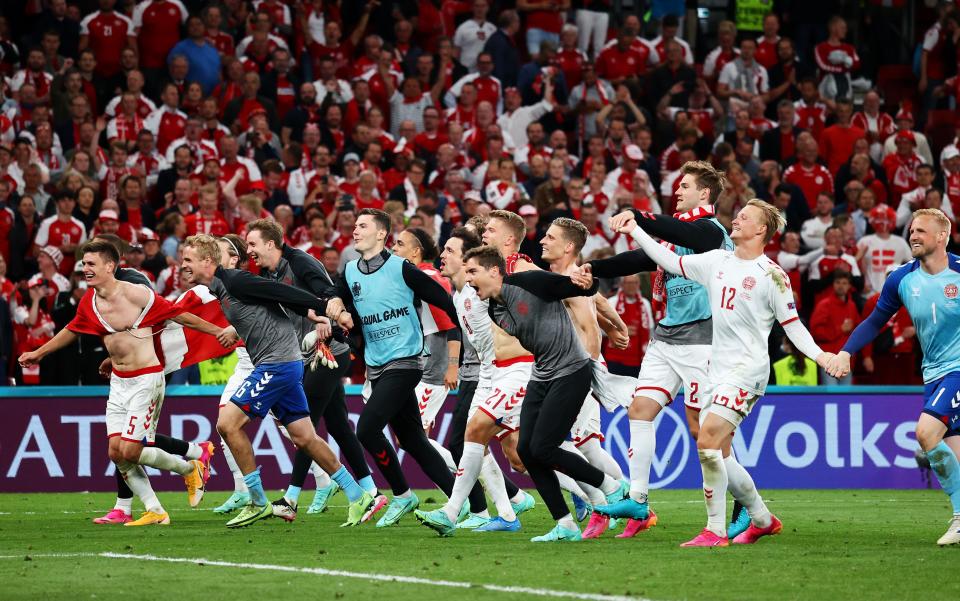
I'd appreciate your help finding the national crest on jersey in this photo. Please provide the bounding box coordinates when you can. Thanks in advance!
[660,216,733,327]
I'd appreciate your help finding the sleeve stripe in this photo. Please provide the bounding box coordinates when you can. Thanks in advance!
[780,316,799,326]
[679,255,687,279]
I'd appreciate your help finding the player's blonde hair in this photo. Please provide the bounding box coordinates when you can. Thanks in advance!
[746,199,786,244]
[488,210,526,245]
[183,233,222,263]
[912,208,951,234]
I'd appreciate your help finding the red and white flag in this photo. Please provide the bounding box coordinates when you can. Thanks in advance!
[157,285,238,374]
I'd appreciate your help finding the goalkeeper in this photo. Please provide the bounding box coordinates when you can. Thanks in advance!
[243,220,381,522]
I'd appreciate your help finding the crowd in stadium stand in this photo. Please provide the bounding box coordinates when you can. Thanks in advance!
[0,0,953,388]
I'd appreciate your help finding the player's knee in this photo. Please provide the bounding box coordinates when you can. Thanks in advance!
[108,446,123,463]
[916,423,942,451]
[504,447,525,472]
[119,444,142,463]
[628,396,660,420]
[464,419,490,443]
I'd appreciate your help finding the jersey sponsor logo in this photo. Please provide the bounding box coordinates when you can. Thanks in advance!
[742,276,756,291]
[945,284,958,299]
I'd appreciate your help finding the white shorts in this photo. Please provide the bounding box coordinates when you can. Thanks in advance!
[219,347,255,407]
[701,383,761,428]
[469,357,532,436]
[571,395,602,446]
[590,356,637,411]
[634,340,710,410]
[106,365,166,444]
[417,381,450,429]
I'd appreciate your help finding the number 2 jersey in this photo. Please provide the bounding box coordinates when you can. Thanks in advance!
[678,249,800,395]
[845,254,960,384]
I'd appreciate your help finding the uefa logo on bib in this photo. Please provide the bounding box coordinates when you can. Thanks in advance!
[604,405,690,488]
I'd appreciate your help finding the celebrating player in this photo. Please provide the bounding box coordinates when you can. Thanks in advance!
[19,240,228,526]
[580,199,833,547]
[463,245,626,542]
[179,234,374,529]
[826,208,960,546]
[414,227,533,536]
[325,209,461,527]
[243,220,381,521]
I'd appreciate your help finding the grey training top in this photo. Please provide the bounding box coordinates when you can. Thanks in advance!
[459,333,480,382]
[488,270,598,382]
[421,332,449,385]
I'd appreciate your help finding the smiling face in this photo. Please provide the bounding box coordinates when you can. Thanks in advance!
[244,229,280,269]
[674,173,709,213]
[179,246,216,285]
[353,214,384,254]
[909,214,947,259]
[80,251,115,288]
[730,205,765,244]
[539,224,569,262]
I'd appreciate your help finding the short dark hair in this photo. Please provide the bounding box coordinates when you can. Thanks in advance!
[221,233,248,265]
[80,239,120,267]
[246,219,284,248]
[463,245,506,275]
[551,217,588,254]
[449,227,482,255]
[358,208,391,232]
[405,227,439,261]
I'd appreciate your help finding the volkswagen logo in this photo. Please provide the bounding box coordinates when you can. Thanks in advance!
[604,406,691,489]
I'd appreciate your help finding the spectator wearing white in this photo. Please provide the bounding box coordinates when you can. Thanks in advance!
[567,62,613,141]
[882,108,933,165]
[574,0,611,59]
[500,84,553,148]
[445,54,504,115]
[602,143,653,201]
[164,118,218,164]
[896,164,954,229]
[717,38,769,119]
[801,192,836,249]
[453,0,497,72]
[778,230,823,279]
[312,56,353,105]
[703,20,740,81]
[386,68,446,137]
[513,121,552,176]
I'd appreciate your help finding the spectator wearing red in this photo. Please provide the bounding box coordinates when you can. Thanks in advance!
[100,142,136,203]
[132,0,187,73]
[104,70,157,119]
[882,107,933,165]
[79,0,134,79]
[703,20,739,85]
[106,92,145,145]
[760,100,802,162]
[595,27,654,87]
[754,13,781,70]
[651,14,693,65]
[185,184,229,236]
[819,99,865,176]
[851,90,894,162]
[814,15,860,101]
[602,273,653,378]
[784,135,834,209]
[93,206,136,244]
[11,49,53,104]
[555,24,587,88]
[793,76,829,141]
[446,52,503,115]
[882,130,922,205]
[810,270,863,384]
[808,225,862,303]
[119,175,156,231]
[860,282,918,385]
[219,135,262,196]
[144,83,187,155]
[203,4,234,56]
[518,0,566,56]
[223,71,279,133]
[296,213,330,262]
[34,191,85,275]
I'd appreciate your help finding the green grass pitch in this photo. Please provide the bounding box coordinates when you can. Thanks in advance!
[0,489,956,601]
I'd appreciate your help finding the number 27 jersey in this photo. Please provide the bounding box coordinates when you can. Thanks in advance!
[679,249,800,395]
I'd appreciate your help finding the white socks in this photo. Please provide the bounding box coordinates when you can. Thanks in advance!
[724,453,771,528]
[184,442,202,460]
[580,437,624,481]
[117,461,163,514]
[558,514,578,531]
[555,471,588,501]
[444,442,484,521]
[699,448,728,537]
[480,453,516,521]
[220,440,247,493]
[429,438,458,472]
[578,479,606,505]
[628,419,655,503]
[311,462,332,488]
[114,496,133,514]
[139,446,193,476]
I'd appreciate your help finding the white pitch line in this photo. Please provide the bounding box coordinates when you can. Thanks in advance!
[0,552,647,601]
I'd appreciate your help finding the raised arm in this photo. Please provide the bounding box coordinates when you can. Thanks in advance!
[623,209,727,252]
[505,269,599,300]
[228,270,327,316]
[624,221,683,275]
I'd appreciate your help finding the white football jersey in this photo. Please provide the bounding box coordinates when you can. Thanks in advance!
[678,249,800,395]
[454,284,495,388]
